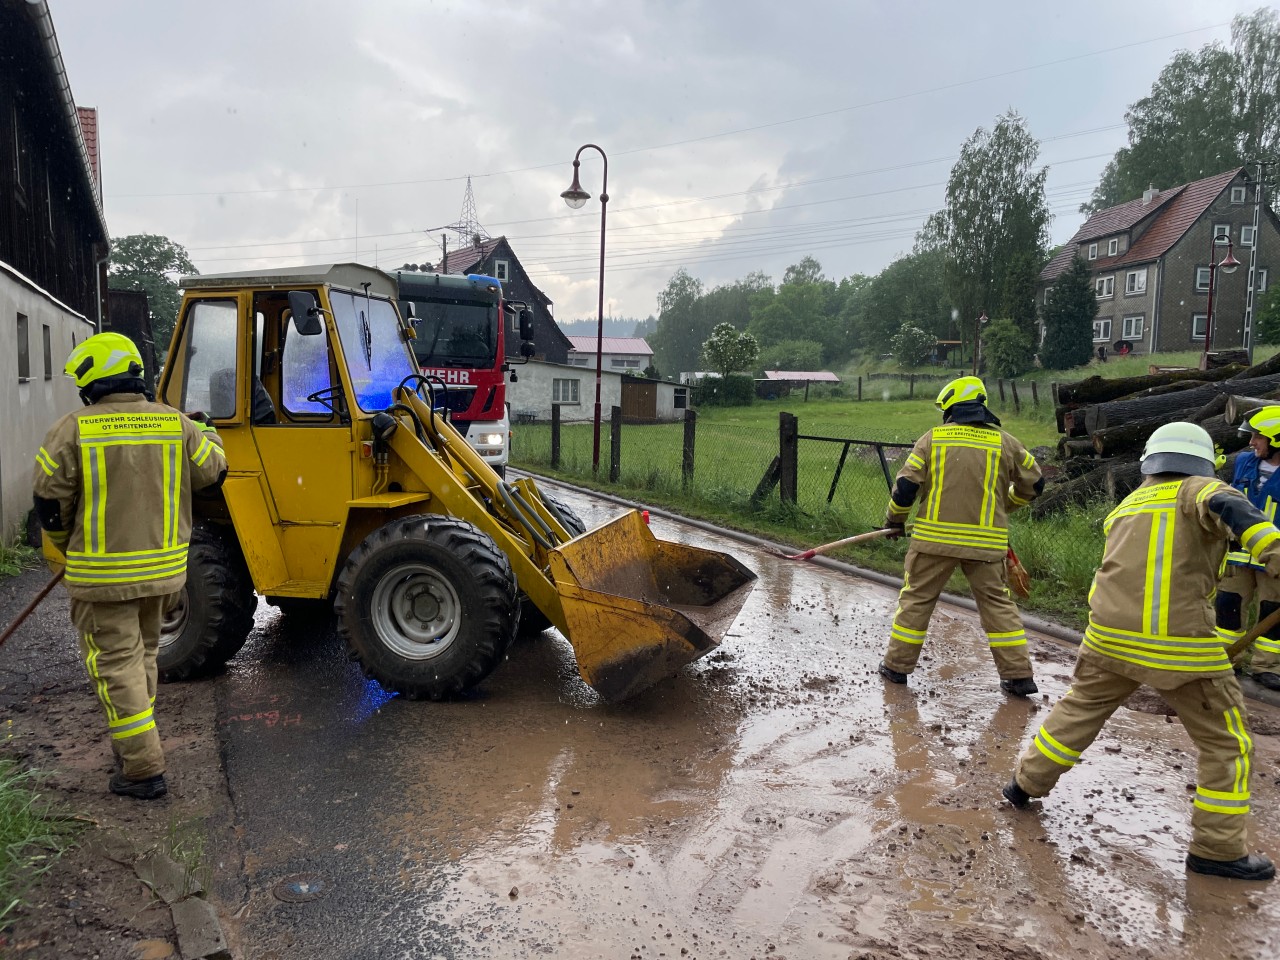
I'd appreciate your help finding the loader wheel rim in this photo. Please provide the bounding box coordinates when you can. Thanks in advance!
[159,589,189,652]
[370,563,462,660]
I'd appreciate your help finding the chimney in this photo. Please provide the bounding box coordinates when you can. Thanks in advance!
[1142,184,1158,205]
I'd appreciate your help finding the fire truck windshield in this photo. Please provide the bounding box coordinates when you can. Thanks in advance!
[407,298,497,369]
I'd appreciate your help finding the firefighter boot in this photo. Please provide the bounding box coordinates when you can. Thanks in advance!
[1002,780,1031,809]
[109,772,168,800]
[1001,677,1039,697]
[1186,852,1276,881]
[879,663,908,684]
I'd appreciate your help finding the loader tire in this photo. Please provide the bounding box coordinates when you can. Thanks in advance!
[517,494,586,637]
[335,515,518,700]
[159,523,255,681]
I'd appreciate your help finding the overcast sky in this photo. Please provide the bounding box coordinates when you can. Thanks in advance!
[52,0,1265,322]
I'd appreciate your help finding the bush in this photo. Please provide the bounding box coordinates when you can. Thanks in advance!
[983,318,1034,378]
[1256,289,1280,346]
[891,325,935,367]
[696,373,755,407]
[758,339,824,372]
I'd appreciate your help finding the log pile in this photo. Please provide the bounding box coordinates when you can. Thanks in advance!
[1037,353,1280,516]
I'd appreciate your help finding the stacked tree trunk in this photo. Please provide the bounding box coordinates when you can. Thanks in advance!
[1035,352,1280,516]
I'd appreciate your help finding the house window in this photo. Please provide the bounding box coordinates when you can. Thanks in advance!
[552,378,580,404]
[494,259,509,282]
[1088,243,1098,260]
[1232,186,1247,204]
[1122,315,1144,340]
[1108,238,1119,256]
[1125,269,1147,295]
[611,357,628,368]
[1214,223,1231,241]
[1093,318,1112,342]
[1192,314,1208,340]
[1196,267,1212,292]
[16,313,30,380]
[42,324,52,379]
[1242,225,1256,246]
[1256,268,1270,292]
[1043,286,1053,305]
[1095,276,1115,299]
[674,387,688,410]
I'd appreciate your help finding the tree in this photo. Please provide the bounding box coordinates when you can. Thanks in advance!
[758,339,824,372]
[857,249,951,353]
[891,325,936,367]
[932,111,1050,354]
[999,250,1043,340]
[1085,9,1280,212]
[983,319,1034,378]
[701,323,760,379]
[108,234,198,351]
[1255,288,1280,345]
[648,269,705,376]
[1039,255,1097,370]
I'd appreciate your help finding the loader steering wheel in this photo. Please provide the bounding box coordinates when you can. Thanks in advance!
[306,386,346,416]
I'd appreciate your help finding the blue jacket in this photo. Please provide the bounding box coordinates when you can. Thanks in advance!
[1227,449,1280,567]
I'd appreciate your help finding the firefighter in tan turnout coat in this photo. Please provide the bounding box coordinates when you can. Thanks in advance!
[878,376,1044,695]
[1005,422,1276,882]
[32,333,227,800]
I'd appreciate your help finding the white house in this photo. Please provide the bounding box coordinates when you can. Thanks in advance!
[565,336,653,373]
[506,360,685,423]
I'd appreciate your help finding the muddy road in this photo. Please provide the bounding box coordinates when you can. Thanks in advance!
[212,485,1280,960]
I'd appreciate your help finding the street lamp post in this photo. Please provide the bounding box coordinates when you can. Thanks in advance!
[972,311,988,375]
[560,144,609,473]
[1201,235,1242,369]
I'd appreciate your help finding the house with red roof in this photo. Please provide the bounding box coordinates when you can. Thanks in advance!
[1037,168,1279,355]
[565,335,653,373]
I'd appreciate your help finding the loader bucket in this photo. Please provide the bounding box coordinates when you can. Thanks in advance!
[546,510,756,702]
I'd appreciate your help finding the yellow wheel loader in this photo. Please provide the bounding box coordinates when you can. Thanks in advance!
[155,264,755,701]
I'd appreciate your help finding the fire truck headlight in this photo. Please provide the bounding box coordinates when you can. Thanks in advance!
[483,433,505,446]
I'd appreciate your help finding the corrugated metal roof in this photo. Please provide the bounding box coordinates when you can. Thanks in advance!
[566,336,654,355]
[762,370,841,382]
[1040,168,1243,283]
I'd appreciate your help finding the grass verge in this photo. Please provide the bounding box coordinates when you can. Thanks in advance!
[0,761,83,926]
[0,540,35,578]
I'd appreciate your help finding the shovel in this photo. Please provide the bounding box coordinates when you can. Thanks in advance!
[0,570,64,650]
[774,527,899,561]
[1226,604,1280,666]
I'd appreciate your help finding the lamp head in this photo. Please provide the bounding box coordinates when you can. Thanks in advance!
[560,161,590,209]
[1219,246,1241,275]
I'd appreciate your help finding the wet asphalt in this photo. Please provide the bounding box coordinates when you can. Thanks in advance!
[208,486,1280,960]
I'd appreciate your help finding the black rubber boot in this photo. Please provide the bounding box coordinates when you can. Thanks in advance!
[109,772,168,800]
[1186,852,1275,881]
[878,662,908,684]
[1253,671,1280,691]
[1000,677,1039,697]
[1002,780,1031,809]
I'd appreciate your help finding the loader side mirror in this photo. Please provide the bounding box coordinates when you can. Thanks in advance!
[520,341,536,358]
[287,291,324,336]
[518,308,534,341]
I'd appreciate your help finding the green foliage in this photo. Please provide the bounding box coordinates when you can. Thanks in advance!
[758,339,824,372]
[1,762,82,925]
[983,319,1034,378]
[0,539,35,577]
[890,325,936,367]
[696,373,755,407]
[701,322,760,378]
[858,249,951,352]
[932,111,1049,348]
[642,363,661,380]
[108,234,198,353]
[999,251,1044,339]
[1040,255,1097,370]
[1086,8,1280,212]
[1255,288,1280,345]
[648,268,705,376]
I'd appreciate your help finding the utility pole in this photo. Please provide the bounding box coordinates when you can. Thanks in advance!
[1243,159,1273,363]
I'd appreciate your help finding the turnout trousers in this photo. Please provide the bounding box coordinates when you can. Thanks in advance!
[883,546,1032,680]
[1216,565,1280,675]
[69,594,177,781]
[1013,657,1254,862]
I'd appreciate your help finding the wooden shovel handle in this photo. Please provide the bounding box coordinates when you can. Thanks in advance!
[1226,603,1280,665]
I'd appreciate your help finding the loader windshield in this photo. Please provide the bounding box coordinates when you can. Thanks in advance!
[329,289,416,412]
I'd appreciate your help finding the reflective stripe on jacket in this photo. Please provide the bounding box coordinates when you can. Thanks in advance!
[31,393,227,602]
[1082,474,1280,688]
[886,424,1041,560]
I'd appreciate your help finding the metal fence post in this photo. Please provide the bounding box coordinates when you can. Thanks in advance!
[857,376,862,401]
[682,408,696,490]
[609,405,622,483]
[550,404,561,468]
[779,412,798,504]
